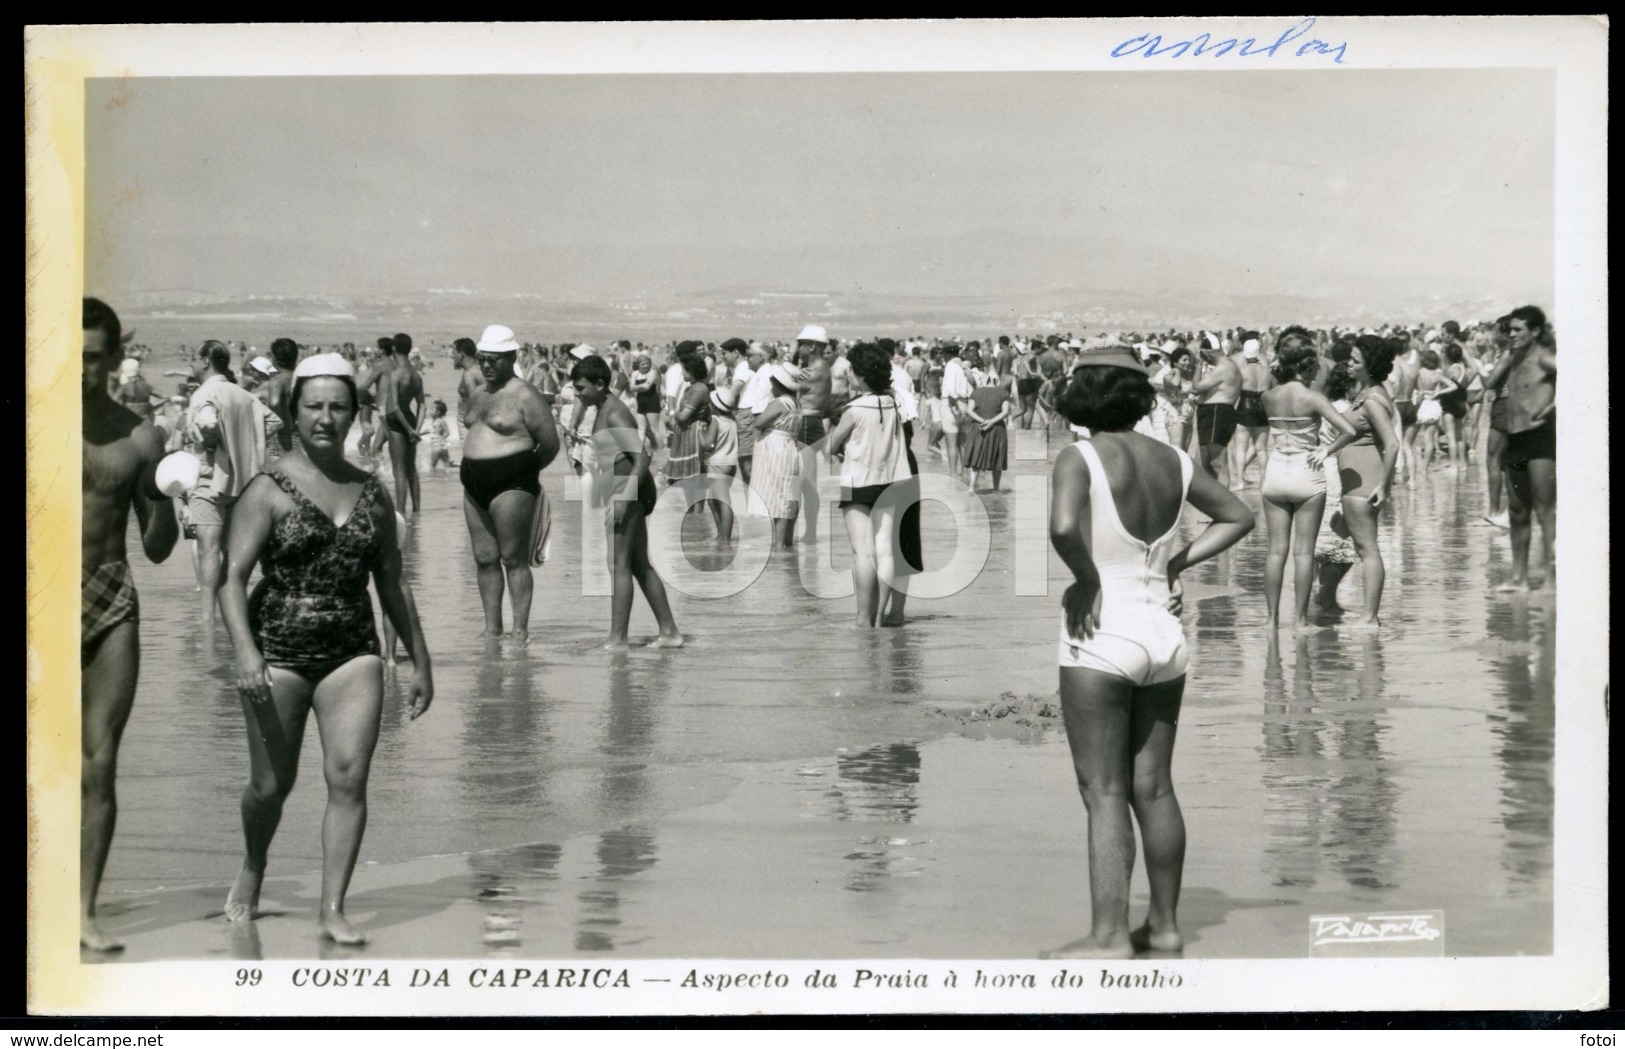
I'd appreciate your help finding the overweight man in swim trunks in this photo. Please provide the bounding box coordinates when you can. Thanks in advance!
[460,325,562,641]
[1483,305,1556,591]
[81,298,180,951]
[1190,335,1241,482]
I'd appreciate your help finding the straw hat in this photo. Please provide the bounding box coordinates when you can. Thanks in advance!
[1072,343,1149,376]
[767,363,801,389]
[796,325,829,345]
[709,387,736,413]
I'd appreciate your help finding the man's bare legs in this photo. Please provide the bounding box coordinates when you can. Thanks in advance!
[1502,460,1555,590]
[489,490,538,642]
[196,523,224,624]
[464,496,507,636]
[384,429,420,513]
[82,622,139,951]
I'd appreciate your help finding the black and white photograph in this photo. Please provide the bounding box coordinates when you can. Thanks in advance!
[28,18,1607,1017]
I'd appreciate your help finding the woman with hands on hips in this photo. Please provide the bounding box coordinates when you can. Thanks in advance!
[218,353,433,946]
[1043,344,1253,961]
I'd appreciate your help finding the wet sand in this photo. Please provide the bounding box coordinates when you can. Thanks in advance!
[92,368,1553,961]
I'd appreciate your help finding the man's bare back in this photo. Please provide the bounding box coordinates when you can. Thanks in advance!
[1196,355,1242,405]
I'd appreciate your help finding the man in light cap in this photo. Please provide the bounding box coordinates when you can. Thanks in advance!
[1190,330,1241,482]
[459,324,563,644]
[792,324,833,543]
[1229,332,1272,489]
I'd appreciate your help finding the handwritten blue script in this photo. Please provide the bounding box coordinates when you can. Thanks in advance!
[1111,17,1348,64]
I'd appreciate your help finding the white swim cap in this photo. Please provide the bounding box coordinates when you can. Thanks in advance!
[292,353,356,381]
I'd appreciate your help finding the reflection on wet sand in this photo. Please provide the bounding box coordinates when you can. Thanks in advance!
[1485,599,1555,897]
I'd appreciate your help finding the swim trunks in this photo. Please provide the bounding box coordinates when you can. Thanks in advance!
[1504,420,1555,471]
[1017,377,1042,397]
[1195,403,1238,448]
[460,447,543,512]
[1235,390,1268,428]
[1396,400,1418,427]
[384,407,419,437]
[82,561,139,658]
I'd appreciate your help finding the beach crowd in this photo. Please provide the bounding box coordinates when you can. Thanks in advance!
[82,298,1556,957]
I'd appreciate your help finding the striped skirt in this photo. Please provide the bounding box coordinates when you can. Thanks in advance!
[748,429,802,518]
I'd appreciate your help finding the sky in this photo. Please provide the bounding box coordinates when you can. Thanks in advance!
[85,70,1555,307]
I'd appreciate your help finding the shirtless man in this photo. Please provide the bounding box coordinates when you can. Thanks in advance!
[453,337,485,435]
[380,333,425,512]
[259,338,300,460]
[460,325,562,641]
[1229,335,1272,489]
[354,342,388,458]
[570,354,682,650]
[1483,306,1556,591]
[80,298,180,951]
[827,340,853,428]
[1190,333,1241,481]
[793,325,834,544]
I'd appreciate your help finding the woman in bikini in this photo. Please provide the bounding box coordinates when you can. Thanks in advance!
[218,353,433,945]
[1043,344,1253,960]
[1258,340,1358,631]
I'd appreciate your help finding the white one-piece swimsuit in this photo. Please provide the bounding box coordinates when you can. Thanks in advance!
[1057,439,1193,686]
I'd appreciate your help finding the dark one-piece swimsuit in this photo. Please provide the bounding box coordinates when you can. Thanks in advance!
[248,469,384,685]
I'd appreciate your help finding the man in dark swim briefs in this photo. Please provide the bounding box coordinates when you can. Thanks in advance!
[1483,306,1556,591]
[1229,335,1272,489]
[378,332,425,512]
[80,298,180,951]
[460,324,562,641]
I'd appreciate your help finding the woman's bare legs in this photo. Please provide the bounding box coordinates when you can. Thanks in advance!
[309,655,383,945]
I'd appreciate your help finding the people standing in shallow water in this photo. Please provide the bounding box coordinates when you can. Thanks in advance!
[569,354,682,650]
[80,298,180,951]
[1258,337,1357,631]
[1043,345,1254,960]
[457,326,562,643]
[218,353,433,946]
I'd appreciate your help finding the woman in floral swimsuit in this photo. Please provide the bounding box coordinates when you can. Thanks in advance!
[218,353,433,946]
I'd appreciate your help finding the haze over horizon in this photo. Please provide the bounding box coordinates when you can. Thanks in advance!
[86,70,1554,314]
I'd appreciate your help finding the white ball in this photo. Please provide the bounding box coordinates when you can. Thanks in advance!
[154,451,201,498]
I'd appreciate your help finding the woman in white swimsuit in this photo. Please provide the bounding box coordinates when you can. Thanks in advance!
[1043,344,1254,960]
[1258,339,1357,631]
